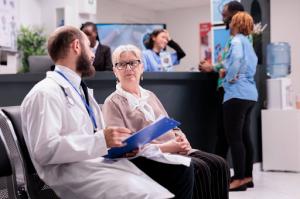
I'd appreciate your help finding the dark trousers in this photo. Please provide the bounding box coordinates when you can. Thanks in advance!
[223,98,256,179]
[214,87,229,159]
[130,157,194,199]
[189,150,230,199]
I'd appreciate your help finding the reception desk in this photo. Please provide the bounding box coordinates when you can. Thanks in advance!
[0,71,264,162]
[0,72,219,152]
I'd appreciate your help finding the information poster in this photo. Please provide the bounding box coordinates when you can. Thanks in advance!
[212,26,230,64]
[0,0,17,50]
[199,22,212,63]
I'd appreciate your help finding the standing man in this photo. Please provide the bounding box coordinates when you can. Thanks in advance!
[21,26,180,199]
[81,22,113,71]
[199,1,245,159]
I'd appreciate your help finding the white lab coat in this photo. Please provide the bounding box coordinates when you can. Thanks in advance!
[21,70,174,199]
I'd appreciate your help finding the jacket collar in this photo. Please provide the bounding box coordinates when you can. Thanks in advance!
[47,70,70,89]
[46,67,86,112]
[46,66,102,129]
[47,67,94,96]
[54,65,81,90]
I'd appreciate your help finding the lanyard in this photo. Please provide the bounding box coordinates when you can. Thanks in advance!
[55,70,98,130]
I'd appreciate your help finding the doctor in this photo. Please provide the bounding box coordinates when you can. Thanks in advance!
[20,26,175,199]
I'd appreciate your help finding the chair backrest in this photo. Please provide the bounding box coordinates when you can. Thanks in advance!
[0,110,27,199]
[1,107,35,175]
[28,55,54,73]
[1,107,59,199]
[0,130,12,178]
[0,129,20,199]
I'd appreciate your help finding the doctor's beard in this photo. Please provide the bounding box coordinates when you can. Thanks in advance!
[76,47,96,77]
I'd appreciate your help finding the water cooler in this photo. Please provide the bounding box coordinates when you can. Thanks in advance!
[266,78,293,110]
[262,42,300,172]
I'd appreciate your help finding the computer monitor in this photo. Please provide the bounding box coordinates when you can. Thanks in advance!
[96,23,166,52]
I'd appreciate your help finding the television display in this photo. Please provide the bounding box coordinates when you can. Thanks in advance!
[96,23,166,52]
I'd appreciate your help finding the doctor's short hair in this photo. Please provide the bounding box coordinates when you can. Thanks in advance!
[47,26,85,62]
[230,12,254,36]
[112,45,142,67]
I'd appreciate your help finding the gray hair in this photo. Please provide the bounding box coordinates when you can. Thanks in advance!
[112,44,142,66]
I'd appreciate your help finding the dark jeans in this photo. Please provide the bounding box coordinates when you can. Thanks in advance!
[223,98,256,179]
[130,157,194,199]
[214,87,229,160]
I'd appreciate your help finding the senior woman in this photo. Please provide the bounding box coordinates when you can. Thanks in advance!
[222,12,258,191]
[102,44,230,199]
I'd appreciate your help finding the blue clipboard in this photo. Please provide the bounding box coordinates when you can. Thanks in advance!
[105,116,181,159]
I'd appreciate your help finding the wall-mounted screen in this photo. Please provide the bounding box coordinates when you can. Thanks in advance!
[96,23,166,52]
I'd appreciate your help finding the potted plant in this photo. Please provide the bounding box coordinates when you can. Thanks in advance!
[17,26,47,72]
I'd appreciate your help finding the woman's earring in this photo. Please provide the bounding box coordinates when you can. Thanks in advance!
[116,76,119,84]
[140,74,143,81]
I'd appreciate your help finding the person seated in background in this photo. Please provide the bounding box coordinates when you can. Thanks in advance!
[80,22,113,71]
[102,44,230,199]
[20,26,176,199]
[142,29,186,72]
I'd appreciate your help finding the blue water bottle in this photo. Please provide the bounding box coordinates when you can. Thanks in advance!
[267,42,291,78]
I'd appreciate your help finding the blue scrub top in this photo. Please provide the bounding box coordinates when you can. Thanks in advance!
[142,49,179,72]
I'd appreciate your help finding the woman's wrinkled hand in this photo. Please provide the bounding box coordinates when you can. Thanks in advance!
[158,136,191,155]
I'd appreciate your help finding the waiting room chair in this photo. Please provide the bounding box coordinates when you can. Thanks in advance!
[28,55,54,73]
[0,107,59,199]
[0,129,25,199]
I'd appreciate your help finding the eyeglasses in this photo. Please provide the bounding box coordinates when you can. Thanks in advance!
[114,60,141,70]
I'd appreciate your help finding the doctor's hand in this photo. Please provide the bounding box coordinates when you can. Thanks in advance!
[104,127,132,148]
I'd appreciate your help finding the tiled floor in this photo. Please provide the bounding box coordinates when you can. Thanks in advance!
[229,163,300,199]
